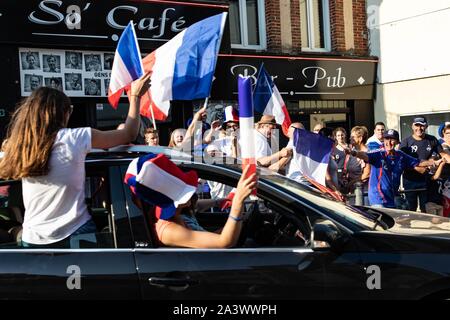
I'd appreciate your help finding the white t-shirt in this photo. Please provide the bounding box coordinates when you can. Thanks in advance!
[285,139,300,177]
[22,127,92,244]
[210,136,240,157]
[254,130,272,160]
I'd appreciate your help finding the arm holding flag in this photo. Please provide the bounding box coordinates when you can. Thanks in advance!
[92,72,152,149]
[258,147,293,171]
[158,166,257,248]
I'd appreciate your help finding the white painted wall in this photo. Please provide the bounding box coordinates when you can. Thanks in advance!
[368,0,450,83]
[367,0,450,129]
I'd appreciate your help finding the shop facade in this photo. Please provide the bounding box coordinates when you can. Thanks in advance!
[0,0,377,145]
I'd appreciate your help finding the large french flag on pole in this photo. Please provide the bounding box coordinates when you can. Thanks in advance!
[253,65,292,136]
[108,21,144,108]
[293,128,333,185]
[139,12,228,120]
[124,153,198,220]
[238,75,257,181]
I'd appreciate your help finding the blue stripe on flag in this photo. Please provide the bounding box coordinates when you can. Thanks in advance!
[253,66,273,114]
[294,129,334,164]
[135,183,176,208]
[136,153,158,174]
[117,22,143,80]
[238,76,254,118]
[172,13,224,100]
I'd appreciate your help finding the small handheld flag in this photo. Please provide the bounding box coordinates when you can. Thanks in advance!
[108,21,144,108]
[140,12,228,121]
[238,75,257,183]
[253,65,292,136]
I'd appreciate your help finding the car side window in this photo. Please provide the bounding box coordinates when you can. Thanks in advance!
[0,180,24,248]
[133,167,310,249]
[0,169,117,249]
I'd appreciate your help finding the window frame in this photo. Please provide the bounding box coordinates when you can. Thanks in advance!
[230,0,267,50]
[301,0,331,52]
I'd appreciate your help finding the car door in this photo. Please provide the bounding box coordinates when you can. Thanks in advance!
[0,165,140,299]
[134,247,325,299]
[126,164,327,299]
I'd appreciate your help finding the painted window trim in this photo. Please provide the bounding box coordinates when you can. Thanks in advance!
[301,0,331,52]
[231,0,267,50]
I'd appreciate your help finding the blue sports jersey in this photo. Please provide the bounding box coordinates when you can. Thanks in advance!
[367,149,419,207]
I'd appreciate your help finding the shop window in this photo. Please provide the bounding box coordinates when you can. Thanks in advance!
[300,0,331,52]
[400,112,450,140]
[229,0,266,50]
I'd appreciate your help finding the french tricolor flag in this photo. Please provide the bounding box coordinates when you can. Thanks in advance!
[238,76,257,181]
[139,12,227,120]
[108,21,144,108]
[293,128,333,185]
[253,65,292,136]
[124,153,198,220]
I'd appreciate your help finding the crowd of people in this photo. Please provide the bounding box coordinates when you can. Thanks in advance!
[2,77,450,249]
[142,106,450,216]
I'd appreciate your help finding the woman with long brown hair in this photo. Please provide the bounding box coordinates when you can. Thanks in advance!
[0,72,151,247]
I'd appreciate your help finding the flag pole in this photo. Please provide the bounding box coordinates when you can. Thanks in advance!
[147,92,157,130]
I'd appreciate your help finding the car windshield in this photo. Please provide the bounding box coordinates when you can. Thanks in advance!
[254,169,382,230]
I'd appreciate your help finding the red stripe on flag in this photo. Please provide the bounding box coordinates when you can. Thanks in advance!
[281,105,292,137]
[133,51,169,120]
[108,89,124,109]
[242,158,257,195]
[149,154,198,187]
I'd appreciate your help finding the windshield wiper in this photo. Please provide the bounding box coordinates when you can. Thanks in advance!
[352,206,386,229]
[372,213,383,230]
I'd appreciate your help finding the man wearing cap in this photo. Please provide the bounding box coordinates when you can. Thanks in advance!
[347,129,440,209]
[254,115,292,172]
[400,116,450,212]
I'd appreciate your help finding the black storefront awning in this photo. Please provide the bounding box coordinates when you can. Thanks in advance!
[212,54,377,101]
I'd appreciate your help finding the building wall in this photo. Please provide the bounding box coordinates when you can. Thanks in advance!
[265,0,369,55]
[368,0,450,130]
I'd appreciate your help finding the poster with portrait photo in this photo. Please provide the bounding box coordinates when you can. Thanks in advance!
[64,73,83,91]
[103,53,114,70]
[44,77,63,91]
[84,78,101,96]
[24,74,43,92]
[20,51,40,70]
[42,54,61,73]
[104,79,110,95]
[65,51,82,70]
[84,54,102,72]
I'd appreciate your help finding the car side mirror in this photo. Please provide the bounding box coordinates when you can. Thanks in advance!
[312,220,342,250]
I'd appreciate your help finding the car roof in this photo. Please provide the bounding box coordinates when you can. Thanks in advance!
[87,145,192,161]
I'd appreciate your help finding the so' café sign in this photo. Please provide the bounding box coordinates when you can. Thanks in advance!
[0,0,229,51]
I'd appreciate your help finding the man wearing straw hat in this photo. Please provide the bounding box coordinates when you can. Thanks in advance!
[254,115,292,172]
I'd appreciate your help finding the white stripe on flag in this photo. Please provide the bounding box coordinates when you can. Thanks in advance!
[136,161,196,207]
[263,86,285,125]
[239,117,256,159]
[109,52,134,94]
[293,153,328,186]
[150,29,186,113]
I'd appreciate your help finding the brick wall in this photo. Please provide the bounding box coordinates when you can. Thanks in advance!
[329,0,346,52]
[265,0,282,52]
[352,0,368,55]
[263,0,368,56]
[290,0,301,52]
